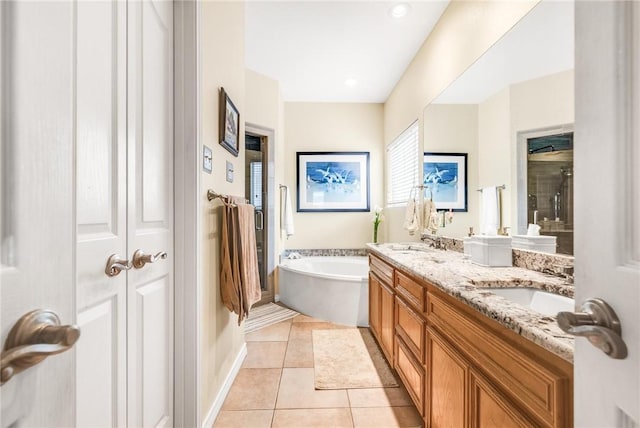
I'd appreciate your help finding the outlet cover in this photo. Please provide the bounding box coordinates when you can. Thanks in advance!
[203,145,212,173]
[226,161,234,183]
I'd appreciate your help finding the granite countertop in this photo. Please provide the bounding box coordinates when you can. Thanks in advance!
[367,242,575,363]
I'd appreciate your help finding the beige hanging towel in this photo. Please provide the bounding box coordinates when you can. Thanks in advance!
[219,196,262,325]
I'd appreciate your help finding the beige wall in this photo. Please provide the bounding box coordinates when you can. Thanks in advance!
[283,103,384,248]
[200,2,246,422]
[383,0,538,242]
[423,104,479,238]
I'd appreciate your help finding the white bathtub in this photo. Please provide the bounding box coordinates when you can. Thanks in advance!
[278,256,369,327]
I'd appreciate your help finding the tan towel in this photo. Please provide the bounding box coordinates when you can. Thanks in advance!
[220,197,262,325]
[236,203,262,318]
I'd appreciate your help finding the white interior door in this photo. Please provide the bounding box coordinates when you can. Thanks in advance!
[126,1,174,426]
[75,0,174,427]
[1,2,76,426]
[75,1,128,427]
[574,1,640,426]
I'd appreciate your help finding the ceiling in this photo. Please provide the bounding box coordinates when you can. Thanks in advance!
[245,1,450,103]
[432,0,574,104]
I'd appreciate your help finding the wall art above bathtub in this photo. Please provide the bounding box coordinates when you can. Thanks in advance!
[296,151,370,212]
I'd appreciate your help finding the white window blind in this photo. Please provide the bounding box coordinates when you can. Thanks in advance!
[387,121,419,206]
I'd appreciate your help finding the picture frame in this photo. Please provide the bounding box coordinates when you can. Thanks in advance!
[296,152,370,212]
[423,152,468,212]
[219,87,240,157]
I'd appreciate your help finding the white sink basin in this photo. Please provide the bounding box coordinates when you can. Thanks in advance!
[488,288,574,316]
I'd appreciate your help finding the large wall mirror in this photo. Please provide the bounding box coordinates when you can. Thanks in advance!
[423,0,575,255]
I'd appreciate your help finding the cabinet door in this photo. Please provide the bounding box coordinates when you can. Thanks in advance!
[427,328,468,428]
[368,274,381,340]
[469,369,534,428]
[380,281,395,362]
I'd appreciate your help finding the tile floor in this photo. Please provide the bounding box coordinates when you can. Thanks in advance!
[213,314,422,428]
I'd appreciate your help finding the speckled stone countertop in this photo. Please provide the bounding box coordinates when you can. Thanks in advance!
[367,242,575,363]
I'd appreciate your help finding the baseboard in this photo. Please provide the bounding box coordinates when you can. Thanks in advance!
[274,294,280,302]
[201,342,247,428]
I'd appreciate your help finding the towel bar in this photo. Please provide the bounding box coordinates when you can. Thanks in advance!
[477,184,506,191]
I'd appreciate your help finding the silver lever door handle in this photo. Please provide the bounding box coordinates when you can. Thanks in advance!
[105,254,132,277]
[557,298,627,359]
[255,210,264,231]
[1,310,81,385]
[132,249,168,269]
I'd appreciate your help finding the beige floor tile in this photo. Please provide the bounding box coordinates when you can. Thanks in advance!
[243,341,287,368]
[245,320,292,342]
[213,410,273,428]
[289,322,352,341]
[221,368,282,410]
[276,368,349,409]
[347,387,414,408]
[272,408,353,428]
[292,314,327,323]
[351,406,423,428]
[283,337,314,368]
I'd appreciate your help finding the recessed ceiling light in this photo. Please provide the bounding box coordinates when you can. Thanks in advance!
[344,78,358,87]
[389,3,411,19]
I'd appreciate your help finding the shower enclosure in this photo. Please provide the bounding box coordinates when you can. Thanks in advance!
[526,132,574,255]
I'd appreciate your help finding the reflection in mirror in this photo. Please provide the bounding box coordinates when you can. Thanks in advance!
[423,0,574,255]
[526,132,573,255]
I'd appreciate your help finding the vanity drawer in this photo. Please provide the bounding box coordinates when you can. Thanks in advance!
[395,295,426,363]
[369,254,394,286]
[395,270,425,312]
[395,335,425,416]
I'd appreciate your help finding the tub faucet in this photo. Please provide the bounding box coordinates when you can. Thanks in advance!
[287,252,302,260]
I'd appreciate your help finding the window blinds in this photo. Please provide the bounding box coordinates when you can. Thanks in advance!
[387,121,419,206]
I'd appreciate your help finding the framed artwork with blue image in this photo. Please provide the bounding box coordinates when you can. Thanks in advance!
[296,152,370,212]
[423,152,468,212]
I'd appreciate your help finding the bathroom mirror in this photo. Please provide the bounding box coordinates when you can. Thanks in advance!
[422,0,575,255]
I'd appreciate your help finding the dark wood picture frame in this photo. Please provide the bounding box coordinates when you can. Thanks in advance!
[423,152,468,212]
[296,151,370,212]
[219,87,240,157]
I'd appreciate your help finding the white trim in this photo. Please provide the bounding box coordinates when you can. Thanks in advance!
[201,343,248,428]
[173,1,200,426]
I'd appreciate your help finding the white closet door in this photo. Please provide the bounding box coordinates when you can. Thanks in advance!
[127,1,174,426]
[75,1,128,427]
[1,1,76,426]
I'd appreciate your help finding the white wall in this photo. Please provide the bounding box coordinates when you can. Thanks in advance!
[283,102,384,248]
[200,2,246,423]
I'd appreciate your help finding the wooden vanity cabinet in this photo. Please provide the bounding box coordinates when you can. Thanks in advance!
[367,253,574,428]
[368,254,395,363]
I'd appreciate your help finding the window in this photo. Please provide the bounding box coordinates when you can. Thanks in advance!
[386,121,419,206]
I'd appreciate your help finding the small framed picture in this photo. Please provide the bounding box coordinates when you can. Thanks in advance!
[296,152,370,212]
[219,87,240,157]
[423,152,468,212]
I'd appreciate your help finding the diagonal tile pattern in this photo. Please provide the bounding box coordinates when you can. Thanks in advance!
[213,314,422,427]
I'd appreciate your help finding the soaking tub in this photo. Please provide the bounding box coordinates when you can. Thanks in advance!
[278,256,369,327]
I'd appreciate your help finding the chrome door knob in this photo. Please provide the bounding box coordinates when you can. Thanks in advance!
[1,310,81,385]
[557,298,627,359]
[132,249,168,269]
[105,254,133,277]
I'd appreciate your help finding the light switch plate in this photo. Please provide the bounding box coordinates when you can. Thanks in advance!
[226,161,234,183]
[203,145,212,173]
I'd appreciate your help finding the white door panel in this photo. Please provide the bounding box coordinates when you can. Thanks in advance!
[127,0,174,426]
[75,1,127,427]
[575,1,640,426]
[1,1,75,426]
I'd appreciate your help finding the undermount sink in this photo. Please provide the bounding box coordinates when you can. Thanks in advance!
[488,288,574,316]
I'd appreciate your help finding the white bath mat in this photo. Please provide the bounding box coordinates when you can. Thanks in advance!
[244,303,299,334]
